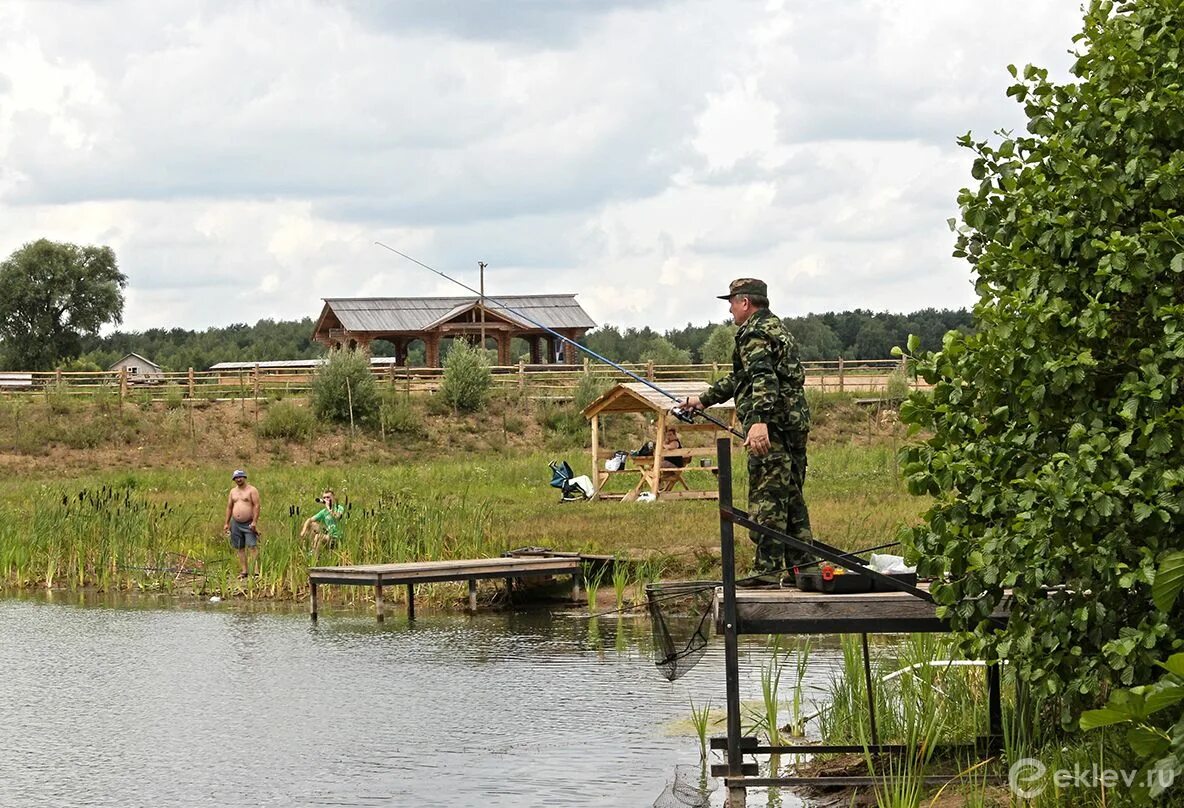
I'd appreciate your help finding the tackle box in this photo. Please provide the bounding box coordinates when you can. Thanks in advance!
[795,564,917,594]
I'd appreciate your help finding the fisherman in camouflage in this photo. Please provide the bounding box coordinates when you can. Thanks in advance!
[682,278,813,586]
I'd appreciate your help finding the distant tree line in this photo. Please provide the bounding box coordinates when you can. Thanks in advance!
[55,308,971,372]
[586,308,974,366]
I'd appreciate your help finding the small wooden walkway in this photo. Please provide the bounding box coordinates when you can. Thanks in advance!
[308,555,584,622]
[714,583,1012,635]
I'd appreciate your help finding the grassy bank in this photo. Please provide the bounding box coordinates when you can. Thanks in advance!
[0,439,917,605]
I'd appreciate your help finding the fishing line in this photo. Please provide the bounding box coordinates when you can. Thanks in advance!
[374,242,745,439]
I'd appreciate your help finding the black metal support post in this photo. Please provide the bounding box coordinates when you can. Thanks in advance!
[862,633,879,746]
[987,662,1002,745]
[717,438,744,782]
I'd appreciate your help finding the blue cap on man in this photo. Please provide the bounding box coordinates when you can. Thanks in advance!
[232,469,247,480]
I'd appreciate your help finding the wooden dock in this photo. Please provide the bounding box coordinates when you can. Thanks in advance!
[309,555,584,621]
[714,583,1011,635]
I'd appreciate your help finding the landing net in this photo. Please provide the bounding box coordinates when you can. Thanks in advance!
[651,764,717,808]
[645,581,718,682]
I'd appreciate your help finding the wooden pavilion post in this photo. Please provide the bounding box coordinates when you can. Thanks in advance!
[651,410,668,500]
[590,412,601,501]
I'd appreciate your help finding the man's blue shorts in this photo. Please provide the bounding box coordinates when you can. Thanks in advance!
[229,520,258,550]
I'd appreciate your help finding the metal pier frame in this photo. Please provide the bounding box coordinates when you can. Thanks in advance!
[710,437,1009,806]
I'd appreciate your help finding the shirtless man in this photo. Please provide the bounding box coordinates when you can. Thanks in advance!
[223,469,261,579]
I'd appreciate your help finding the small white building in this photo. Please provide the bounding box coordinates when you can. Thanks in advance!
[108,353,164,382]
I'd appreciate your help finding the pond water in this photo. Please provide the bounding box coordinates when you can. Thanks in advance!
[0,594,846,808]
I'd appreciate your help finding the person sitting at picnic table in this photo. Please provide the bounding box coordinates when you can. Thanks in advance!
[300,488,345,550]
[658,426,690,492]
[661,426,687,468]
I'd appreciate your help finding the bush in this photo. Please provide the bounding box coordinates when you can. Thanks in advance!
[573,372,610,411]
[380,392,426,438]
[47,391,77,414]
[312,349,380,425]
[900,1,1184,729]
[164,386,185,410]
[536,401,586,448]
[885,364,910,400]
[258,401,316,440]
[502,414,528,436]
[440,340,491,413]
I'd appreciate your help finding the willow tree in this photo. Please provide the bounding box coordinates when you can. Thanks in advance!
[0,239,126,370]
[899,0,1184,726]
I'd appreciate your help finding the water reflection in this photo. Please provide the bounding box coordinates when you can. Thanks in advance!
[0,594,838,807]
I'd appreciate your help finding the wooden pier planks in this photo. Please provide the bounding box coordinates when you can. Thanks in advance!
[309,556,583,621]
[714,584,1011,635]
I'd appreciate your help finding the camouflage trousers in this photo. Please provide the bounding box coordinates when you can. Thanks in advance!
[747,432,813,575]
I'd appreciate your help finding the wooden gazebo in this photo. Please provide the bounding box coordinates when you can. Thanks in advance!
[581,382,735,502]
[311,296,595,367]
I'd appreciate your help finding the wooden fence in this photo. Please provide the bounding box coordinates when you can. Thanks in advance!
[0,358,926,403]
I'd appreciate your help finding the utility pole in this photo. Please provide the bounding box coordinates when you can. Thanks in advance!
[478,261,487,355]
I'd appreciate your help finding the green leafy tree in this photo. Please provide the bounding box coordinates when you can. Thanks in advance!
[440,339,491,413]
[783,316,842,361]
[853,317,896,359]
[899,0,1184,728]
[700,324,737,364]
[311,349,379,425]
[0,240,127,370]
[1079,552,1184,801]
[638,335,692,365]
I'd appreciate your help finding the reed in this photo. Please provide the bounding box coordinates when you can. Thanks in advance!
[786,637,813,738]
[688,696,712,761]
[747,636,787,747]
[611,555,629,611]
[1,429,923,611]
[584,564,607,611]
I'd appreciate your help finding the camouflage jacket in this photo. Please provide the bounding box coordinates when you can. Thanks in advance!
[699,308,810,435]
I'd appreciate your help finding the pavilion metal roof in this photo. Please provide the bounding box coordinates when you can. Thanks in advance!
[582,382,734,418]
[321,295,595,333]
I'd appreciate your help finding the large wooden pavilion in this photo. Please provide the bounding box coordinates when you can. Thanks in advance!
[582,382,736,502]
[311,296,596,367]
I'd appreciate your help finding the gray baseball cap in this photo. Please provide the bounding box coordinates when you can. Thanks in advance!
[232,469,247,479]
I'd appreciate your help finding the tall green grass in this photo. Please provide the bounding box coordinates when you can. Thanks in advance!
[1,426,924,608]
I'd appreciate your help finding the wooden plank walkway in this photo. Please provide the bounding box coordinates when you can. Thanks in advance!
[714,583,1011,635]
[309,556,583,622]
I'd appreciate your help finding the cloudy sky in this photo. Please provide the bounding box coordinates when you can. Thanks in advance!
[1,0,1084,333]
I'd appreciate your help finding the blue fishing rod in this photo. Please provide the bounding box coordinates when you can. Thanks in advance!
[374,242,744,439]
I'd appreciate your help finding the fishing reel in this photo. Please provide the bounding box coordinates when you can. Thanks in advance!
[671,405,697,425]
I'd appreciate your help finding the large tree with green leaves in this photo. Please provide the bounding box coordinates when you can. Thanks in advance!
[900,0,1184,728]
[0,239,128,370]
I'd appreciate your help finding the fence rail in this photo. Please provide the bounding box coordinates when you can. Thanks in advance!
[0,359,926,402]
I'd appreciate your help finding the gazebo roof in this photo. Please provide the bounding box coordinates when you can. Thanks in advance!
[582,382,734,418]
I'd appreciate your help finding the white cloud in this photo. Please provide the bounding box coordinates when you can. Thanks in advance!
[0,0,1084,337]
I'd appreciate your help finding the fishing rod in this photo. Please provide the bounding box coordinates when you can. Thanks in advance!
[374,242,744,439]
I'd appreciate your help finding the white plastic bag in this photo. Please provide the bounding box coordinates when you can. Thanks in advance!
[604,451,627,472]
[869,553,916,575]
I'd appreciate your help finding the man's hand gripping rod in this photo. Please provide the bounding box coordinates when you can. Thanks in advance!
[374,242,744,439]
